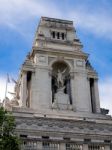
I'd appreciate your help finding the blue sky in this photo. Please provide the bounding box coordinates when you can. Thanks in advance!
[0,0,112,114]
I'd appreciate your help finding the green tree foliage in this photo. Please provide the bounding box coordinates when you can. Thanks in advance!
[0,107,20,150]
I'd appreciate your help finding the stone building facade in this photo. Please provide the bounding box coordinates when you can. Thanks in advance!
[4,17,112,150]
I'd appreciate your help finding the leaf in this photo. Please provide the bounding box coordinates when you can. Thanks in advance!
[0,107,20,150]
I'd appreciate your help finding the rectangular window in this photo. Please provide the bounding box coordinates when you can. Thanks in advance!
[51,31,66,40]
[84,139,91,143]
[62,33,65,40]
[43,142,59,150]
[21,140,38,150]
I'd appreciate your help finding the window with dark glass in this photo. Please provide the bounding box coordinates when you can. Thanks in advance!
[62,33,65,40]
[52,31,55,38]
[51,31,66,40]
[57,32,60,39]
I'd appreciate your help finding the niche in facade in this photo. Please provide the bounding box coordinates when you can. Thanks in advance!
[89,78,96,113]
[26,71,32,108]
[51,61,72,106]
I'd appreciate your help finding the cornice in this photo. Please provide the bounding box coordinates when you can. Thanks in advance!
[31,47,88,60]
[15,115,112,140]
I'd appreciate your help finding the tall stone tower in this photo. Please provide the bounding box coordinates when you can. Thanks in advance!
[19,17,101,115]
[4,17,112,150]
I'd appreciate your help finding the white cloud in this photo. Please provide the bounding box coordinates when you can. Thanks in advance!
[0,76,15,102]
[68,9,112,40]
[0,0,61,26]
[99,77,112,115]
[0,0,61,38]
[0,0,112,40]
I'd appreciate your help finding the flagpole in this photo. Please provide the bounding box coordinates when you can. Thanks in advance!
[4,74,10,99]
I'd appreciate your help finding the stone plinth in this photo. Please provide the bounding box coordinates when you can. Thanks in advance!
[52,90,72,110]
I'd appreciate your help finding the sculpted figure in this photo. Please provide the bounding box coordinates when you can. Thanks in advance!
[57,68,66,88]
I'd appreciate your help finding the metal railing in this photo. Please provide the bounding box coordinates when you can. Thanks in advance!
[20,139,107,150]
[88,145,105,150]
[66,143,83,150]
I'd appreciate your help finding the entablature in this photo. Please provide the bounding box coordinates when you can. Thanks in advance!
[31,47,88,60]
[13,114,112,141]
[39,17,74,30]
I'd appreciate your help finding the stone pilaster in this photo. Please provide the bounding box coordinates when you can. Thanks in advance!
[38,142,42,149]
[94,79,101,113]
[21,71,27,107]
[105,145,110,150]
[60,143,65,150]
[87,77,92,113]
[70,76,76,111]
[83,144,88,150]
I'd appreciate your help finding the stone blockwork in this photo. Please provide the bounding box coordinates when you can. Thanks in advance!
[14,109,112,149]
[15,114,112,140]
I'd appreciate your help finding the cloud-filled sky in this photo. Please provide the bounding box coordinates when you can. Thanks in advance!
[0,0,112,115]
